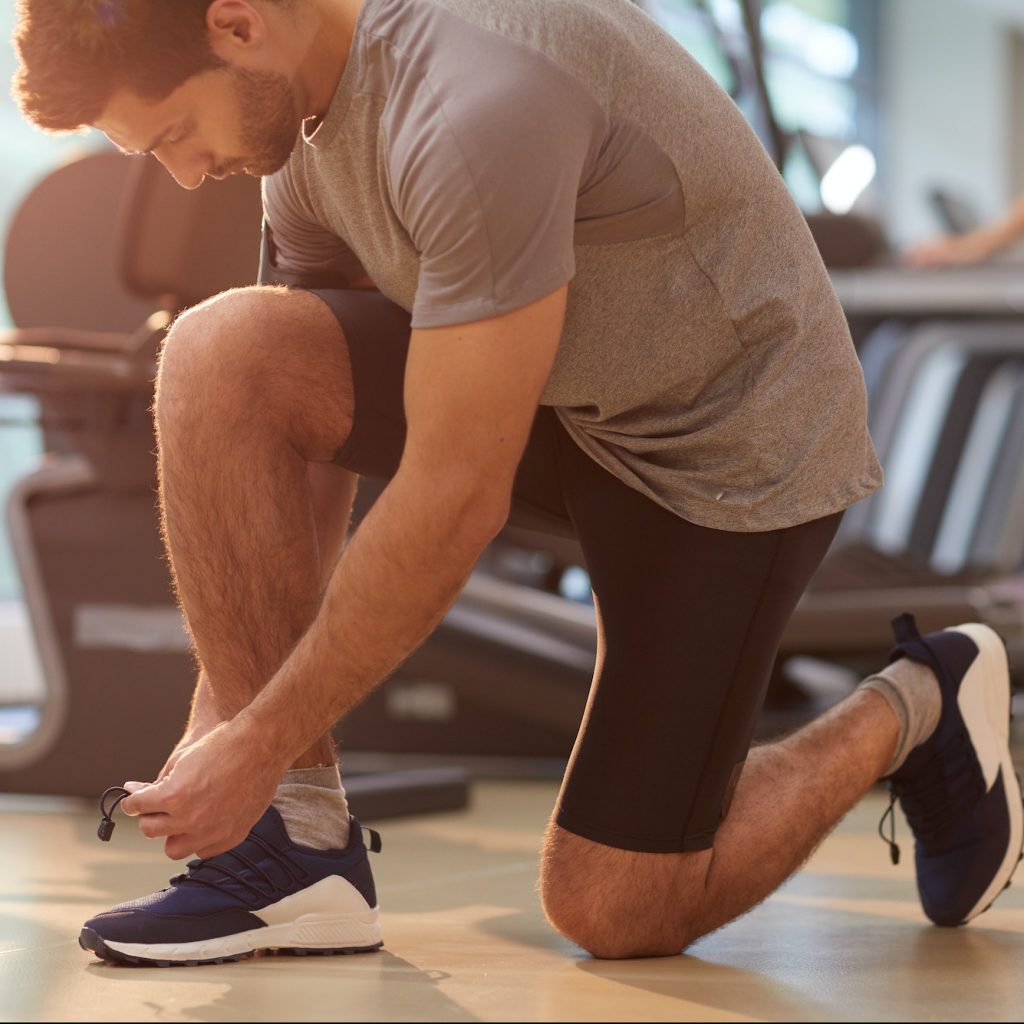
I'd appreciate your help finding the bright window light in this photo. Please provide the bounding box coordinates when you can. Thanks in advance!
[763,4,859,79]
[819,144,876,214]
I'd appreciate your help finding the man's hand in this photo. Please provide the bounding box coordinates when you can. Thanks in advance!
[121,716,283,860]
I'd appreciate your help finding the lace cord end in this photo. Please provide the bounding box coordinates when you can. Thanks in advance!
[97,786,132,843]
[879,790,902,866]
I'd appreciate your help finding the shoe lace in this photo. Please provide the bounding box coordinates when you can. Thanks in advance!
[878,792,901,865]
[170,832,311,909]
[878,729,984,863]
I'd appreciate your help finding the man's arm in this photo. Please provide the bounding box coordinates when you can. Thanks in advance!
[122,284,569,858]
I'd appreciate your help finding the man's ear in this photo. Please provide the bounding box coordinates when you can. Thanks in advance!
[205,0,268,59]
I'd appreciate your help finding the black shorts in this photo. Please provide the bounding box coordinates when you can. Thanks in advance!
[315,289,841,854]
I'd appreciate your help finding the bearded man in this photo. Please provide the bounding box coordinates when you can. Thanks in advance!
[12,0,1021,966]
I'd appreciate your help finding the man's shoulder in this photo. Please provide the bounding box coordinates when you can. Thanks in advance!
[374,0,625,40]
[364,0,627,87]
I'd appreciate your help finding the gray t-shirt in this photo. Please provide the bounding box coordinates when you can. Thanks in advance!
[264,0,883,532]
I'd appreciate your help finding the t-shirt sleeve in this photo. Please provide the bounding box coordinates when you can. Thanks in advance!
[385,47,606,328]
[260,164,369,288]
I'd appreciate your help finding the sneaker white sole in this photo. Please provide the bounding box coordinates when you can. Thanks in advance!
[90,875,382,964]
[948,623,1024,922]
[98,912,382,964]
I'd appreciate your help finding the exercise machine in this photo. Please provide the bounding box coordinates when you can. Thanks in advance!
[0,152,470,813]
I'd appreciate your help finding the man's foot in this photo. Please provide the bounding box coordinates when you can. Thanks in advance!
[882,614,1024,926]
[80,808,382,965]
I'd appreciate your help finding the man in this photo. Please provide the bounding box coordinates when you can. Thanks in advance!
[12,0,1022,966]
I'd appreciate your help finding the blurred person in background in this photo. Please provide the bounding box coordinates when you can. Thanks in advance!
[906,195,1024,267]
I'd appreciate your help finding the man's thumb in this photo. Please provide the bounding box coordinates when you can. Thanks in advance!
[119,780,155,816]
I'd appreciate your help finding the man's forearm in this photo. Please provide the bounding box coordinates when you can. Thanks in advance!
[185,671,224,735]
[237,466,504,768]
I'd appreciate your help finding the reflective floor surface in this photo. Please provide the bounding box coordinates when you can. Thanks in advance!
[2,779,1023,1022]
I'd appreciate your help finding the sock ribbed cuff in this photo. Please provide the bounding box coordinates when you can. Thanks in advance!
[273,764,350,850]
[859,657,942,777]
[281,765,343,790]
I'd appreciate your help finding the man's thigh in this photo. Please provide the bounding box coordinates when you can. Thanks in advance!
[311,288,413,478]
[546,421,841,852]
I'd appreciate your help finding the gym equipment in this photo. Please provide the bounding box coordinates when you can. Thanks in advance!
[0,152,266,795]
[780,320,1024,673]
[434,319,1024,719]
[0,152,472,813]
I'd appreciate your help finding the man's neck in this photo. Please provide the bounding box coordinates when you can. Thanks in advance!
[286,0,365,118]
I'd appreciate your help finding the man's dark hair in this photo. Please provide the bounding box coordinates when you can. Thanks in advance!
[12,1,286,133]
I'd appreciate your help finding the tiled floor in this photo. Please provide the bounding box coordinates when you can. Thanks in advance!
[2,778,1023,1022]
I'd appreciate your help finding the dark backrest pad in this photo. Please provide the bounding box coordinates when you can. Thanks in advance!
[3,150,155,332]
[119,156,263,309]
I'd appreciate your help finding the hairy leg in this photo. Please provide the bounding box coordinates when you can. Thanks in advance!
[162,461,358,775]
[540,688,898,958]
[307,461,359,590]
[154,287,356,770]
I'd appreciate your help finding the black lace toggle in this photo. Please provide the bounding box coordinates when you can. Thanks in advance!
[97,786,132,841]
[878,790,901,865]
[890,613,921,646]
[365,827,383,854]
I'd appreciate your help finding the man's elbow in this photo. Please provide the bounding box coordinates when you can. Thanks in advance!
[397,450,514,551]
[453,484,511,550]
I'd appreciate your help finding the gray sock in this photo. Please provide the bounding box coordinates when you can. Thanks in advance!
[860,656,942,777]
[272,765,351,850]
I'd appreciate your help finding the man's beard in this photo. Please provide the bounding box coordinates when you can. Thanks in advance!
[215,66,302,178]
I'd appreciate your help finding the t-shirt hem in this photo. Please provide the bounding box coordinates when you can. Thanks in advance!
[667,478,884,534]
[555,411,884,532]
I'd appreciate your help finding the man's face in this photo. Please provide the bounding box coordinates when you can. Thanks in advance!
[97,64,302,189]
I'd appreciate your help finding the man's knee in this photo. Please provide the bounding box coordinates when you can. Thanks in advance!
[155,286,353,452]
[539,826,708,959]
[157,286,331,410]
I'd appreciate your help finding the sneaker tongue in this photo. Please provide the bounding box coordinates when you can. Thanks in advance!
[251,805,293,847]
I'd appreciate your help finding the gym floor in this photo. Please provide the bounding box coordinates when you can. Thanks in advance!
[4,762,1024,1022]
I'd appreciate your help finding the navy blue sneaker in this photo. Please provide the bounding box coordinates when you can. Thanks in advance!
[881,614,1023,926]
[80,808,382,965]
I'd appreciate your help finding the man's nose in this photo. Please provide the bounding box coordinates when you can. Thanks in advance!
[153,151,206,191]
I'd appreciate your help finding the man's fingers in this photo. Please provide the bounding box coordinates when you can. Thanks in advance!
[138,813,178,839]
[164,835,197,861]
[193,834,244,860]
[120,781,170,817]
[165,831,237,861]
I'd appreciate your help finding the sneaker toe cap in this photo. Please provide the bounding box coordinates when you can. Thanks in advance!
[82,907,267,944]
[917,842,1010,926]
